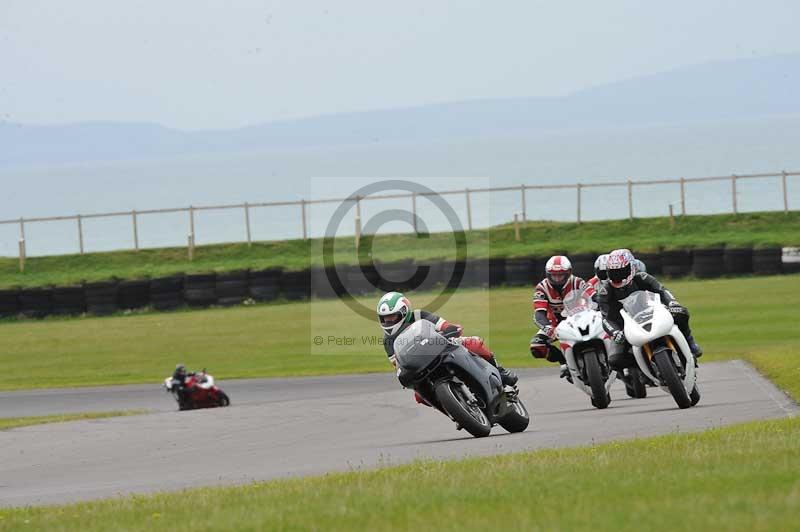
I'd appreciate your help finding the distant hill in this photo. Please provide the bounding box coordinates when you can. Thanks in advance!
[2,54,799,167]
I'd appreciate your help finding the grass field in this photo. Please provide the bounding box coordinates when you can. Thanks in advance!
[0,274,798,390]
[0,410,148,431]
[1,211,797,288]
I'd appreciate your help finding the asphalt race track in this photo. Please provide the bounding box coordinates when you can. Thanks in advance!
[1,360,796,508]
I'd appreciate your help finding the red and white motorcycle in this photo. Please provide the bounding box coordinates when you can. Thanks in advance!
[163,370,230,410]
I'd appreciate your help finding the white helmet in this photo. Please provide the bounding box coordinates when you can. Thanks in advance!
[545,255,572,290]
[594,254,610,280]
[377,291,412,336]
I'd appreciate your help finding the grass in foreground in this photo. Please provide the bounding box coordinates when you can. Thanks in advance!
[1,416,796,531]
[1,211,797,288]
[0,410,148,431]
[0,275,798,390]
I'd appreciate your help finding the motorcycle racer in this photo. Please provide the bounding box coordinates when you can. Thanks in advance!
[530,256,594,378]
[596,249,703,372]
[378,291,518,392]
[588,253,609,289]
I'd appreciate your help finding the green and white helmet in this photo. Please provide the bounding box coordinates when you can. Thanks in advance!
[377,291,412,336]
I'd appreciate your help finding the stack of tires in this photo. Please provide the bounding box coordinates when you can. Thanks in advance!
[504,257,533,287]
[0,289,19,318]
[753,247,783,275]
[51,286,85,316]
[19,288,52,318]
[634,251,662,275]
[570,253,595,280]
[250,268,282,302]
[489,258,506,287]
[416,260,445,292]
[216,271,249,306]
[661,250,692,278]
[85,281,118,316]
[184,273,217,307]
[150,275,184,311]
[691,247,724,278]
[723,247,753,275]
[281,270,311,300]
[118,280,151,311]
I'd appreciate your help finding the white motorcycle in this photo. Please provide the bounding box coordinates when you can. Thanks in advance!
[556,290,616,409]
[620,291,700,409]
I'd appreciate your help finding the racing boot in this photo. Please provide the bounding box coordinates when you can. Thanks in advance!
[559,364,573,383]
[686,335,703,358]
[488,355,518,386]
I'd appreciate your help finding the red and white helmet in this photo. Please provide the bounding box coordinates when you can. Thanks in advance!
[545,255,572,290]
[607,249,635,288]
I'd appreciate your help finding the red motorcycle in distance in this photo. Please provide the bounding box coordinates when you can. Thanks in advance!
[163,370,230,411]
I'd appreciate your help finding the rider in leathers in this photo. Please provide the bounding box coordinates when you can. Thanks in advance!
[596,250,703,371]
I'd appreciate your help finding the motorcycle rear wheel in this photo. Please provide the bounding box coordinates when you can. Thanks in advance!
[434,380,491,438]
[626,367,648,399]
[585,350,610,409]
[653,349,692,409]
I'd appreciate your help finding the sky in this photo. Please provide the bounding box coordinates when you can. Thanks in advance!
[2,0,799,130]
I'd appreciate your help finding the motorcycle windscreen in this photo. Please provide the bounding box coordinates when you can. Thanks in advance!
[620,290,660,324]
[394,319,449,374]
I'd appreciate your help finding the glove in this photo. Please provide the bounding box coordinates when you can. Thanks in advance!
[668,300,688,316]
[542,325,556,339]
[611,330,626,344]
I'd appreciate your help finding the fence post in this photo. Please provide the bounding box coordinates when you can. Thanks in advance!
[627,179,633,220]
[513,213,521,242]
[680,177,686,216]
[783,171,789,214]
[77,214,84,255]
[520,184,527,222]
[18,217,25,242]
[189,205,196,238]
[131,210,139,251]
[411,192,418,233]
[18,239,25,272]
[354,216,361,250]
[465,188,473,230]
[244,202,252,246]
[188,234,195,261]
[301,199,308,240]
[669,204,675,229]
[576,183,582,224]
[731,174,738,214]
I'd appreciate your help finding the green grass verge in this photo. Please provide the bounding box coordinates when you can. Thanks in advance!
[0,410,148,431]
[1,211,798,288]
[1,416,796,530]
[0,274,798,390]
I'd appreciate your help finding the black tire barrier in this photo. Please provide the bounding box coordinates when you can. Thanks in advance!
[723,247,753,275]
[489,258,506,287]
[661,250,692,278]
[184,273,217,307]
[85,281,119,316]
[250,268,283,302]
[375,259,418,292]
[216,270,249,306]
[463,258,491,288]
[416,260,445,292]
[150,275,184,311]
[634,251,662,276]
[281,270,311,300]
[570,253,596,281]
[753,247,783,275]
[118,280,151,310]
[504,257,533,287]
[19,287,52,318]
[692,247,725,278]
[0,289,20,318]
[309,267,339,300]
[343,264,376,296]
[51,286,86,316]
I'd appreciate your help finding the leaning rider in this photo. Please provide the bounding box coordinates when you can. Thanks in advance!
[530,255,594,379]
[596,249,703,372]
[378,292,518,400]
[171,364,195,403]
[587,253,610,289]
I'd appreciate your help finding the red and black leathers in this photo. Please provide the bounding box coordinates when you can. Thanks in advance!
[530,276,592,362]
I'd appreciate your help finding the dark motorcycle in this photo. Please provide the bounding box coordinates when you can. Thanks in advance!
[394,320,530,438]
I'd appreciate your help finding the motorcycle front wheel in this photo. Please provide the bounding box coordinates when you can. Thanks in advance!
[434,380,492,438]
[218,392,230,407]
[653,349,692,409]
[585,350,610,409]
[498,396,530,433]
